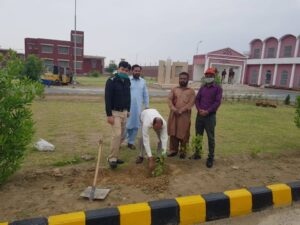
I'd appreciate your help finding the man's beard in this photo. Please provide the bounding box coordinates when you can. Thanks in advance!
[133,74,140,79]
[179,81,188,87]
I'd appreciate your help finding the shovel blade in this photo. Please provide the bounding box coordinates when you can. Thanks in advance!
[80,186,110,200]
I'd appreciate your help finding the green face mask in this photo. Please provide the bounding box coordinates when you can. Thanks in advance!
[117,72,128,79]
[203,77,215,84]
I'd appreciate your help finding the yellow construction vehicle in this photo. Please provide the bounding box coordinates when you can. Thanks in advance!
[41,66,72,86]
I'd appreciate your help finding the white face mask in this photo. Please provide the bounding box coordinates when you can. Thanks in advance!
[203,77,215,84]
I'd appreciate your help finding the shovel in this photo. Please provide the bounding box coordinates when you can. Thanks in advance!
[80,137,110,201]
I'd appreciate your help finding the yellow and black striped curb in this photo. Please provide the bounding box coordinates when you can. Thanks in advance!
[1,181,300,225]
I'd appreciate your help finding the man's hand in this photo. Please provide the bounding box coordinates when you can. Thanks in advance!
[198,109,209,116]
[107,116,114,125]
[148,157,156,172]
[172,107,180,115]
[178,108,184,115]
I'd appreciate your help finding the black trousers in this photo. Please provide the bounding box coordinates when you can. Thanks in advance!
[195,113,216,159]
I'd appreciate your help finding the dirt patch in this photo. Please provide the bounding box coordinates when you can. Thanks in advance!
[1,151,300,222]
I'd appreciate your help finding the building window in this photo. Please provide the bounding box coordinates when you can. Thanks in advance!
[41,45,53,53]
[251,70,258,84]
[43,59,54,71]
[253,48,261,58]
[265,70,271,84]
[284,46,292,57]
[75,61,82,69]
[75,47,82,56]
[280,70,288,86]
[92,60,97,69]
[267,48,275,58]
[58,46,69,54]
[72,35,83,44]
[58,60,69,68]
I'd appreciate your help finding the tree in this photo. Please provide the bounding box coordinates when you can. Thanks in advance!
[22,54,44,81]
[295,96,300,128]
[106,61,117,74]
[0,51,43,185]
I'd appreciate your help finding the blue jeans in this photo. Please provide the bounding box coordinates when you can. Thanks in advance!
[126,128,139,145]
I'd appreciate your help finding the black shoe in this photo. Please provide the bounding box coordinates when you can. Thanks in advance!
[108,161,117,169]
[135,156,144,164]
[206,158,214,168]
[167,151,178,157]
[127,143,136,150]
[179,152,186,159]
[189,153,201,160]
[116,159,124,164]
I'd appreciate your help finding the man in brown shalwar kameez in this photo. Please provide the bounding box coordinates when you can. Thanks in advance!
[167,72,195,159]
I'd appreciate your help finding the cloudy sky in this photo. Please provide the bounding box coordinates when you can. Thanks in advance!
[1,0,300,65]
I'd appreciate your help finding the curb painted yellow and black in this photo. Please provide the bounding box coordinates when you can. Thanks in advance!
[1,181,300,225]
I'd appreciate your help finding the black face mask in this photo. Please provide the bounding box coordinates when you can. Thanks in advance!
[179,81,188,87]
[133,73,140,79]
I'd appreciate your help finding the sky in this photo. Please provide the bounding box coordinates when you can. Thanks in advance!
[1,0,300,66]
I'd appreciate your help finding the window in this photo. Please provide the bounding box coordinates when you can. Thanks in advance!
[298,76,300,87]
[72,34,83,44]
[58,46,69,54]
[251,70,258,84]
[284,46,292,57]
[43,59,54,71]
[75,47,82,56]
[58,60,69,68]
[267,48,275,58]
[253,48,261,58]
[280,70,288,86]
[265,70,272,84]
[75,61,82,69]
[92,59,97,69]
[41,45,53,53]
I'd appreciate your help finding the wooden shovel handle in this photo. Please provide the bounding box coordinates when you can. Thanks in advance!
[92,137,103,187]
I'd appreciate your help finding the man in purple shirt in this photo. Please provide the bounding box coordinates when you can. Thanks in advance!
[191,67,222,168]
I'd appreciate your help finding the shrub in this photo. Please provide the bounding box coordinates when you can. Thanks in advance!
[0,51,43,185]
[284,94,290,105]
[295,96,300,128]
[88,71,101,77]
[190,134,203,156]
[22,54,44,81]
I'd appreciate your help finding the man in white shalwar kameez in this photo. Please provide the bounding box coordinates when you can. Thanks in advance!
[126,65,149,149]
[136,108,168,171]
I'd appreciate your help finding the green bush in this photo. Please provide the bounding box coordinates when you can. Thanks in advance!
[22,54,44,81]
[284,94,290,105]
[88,71,101,77]
[0,51,43,185]
[295,96,300,128]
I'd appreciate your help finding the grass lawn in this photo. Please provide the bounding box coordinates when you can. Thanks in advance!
[24,97,300,171]
[76,76,157,88]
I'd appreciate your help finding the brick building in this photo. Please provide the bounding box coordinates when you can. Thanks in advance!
[25,30,105,75]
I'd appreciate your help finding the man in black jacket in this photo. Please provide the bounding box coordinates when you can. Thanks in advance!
[105,61,131,169]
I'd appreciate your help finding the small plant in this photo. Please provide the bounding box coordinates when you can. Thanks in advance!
[52,156,83,167]
[250,147,262,159]
[152,155,165,177]
[190,135,203,156]
[284,94,290,105]
[295,96,300,128]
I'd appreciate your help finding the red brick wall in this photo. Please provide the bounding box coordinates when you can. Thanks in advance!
[83,57,104,74]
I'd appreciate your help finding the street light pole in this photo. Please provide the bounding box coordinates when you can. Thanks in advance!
[73,0,77,85]
[196,40,203,55]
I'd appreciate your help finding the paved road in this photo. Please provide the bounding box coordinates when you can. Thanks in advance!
[206,203,300,225]
[45,86,300,101]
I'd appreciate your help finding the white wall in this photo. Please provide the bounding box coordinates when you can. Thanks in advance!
[193,64,204,81]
